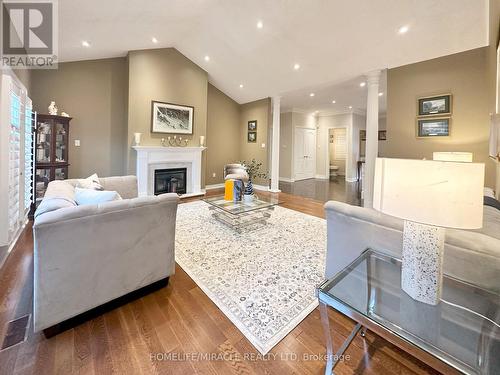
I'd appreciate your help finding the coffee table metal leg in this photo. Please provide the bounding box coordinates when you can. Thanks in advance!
[320,300,363,374]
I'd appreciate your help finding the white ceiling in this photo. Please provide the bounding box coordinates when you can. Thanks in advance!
[281,70,387,115]
[59,0,488,105]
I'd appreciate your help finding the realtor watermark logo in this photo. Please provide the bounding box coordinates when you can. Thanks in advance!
[1,0,58,69]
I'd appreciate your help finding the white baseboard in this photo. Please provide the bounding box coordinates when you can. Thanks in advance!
[253,184,270,191]
[315,174,328,179]
[205,183,225,190]
[279,177,294,183]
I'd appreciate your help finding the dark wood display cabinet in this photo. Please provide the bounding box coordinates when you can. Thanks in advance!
[34,114,72,205]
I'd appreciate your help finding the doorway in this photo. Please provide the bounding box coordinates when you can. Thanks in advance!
[328,128,347,178]
[294,127,316,180]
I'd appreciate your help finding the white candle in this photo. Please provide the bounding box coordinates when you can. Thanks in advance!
[199,135,205,147]
[133,132,142,145]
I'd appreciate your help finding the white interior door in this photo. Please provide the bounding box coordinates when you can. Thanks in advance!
[294,127,316,180]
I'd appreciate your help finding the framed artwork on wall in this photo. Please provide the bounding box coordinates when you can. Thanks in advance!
[248,120,257,131]
[417,94,452,117]
[416,118,450,137]
[247,131,257,143]
[151,101,194,134]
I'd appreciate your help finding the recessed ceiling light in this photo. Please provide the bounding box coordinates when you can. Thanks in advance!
[81,40,90,47]
[359,82,366,87]
[378,92,384,97]
[398,25,409,34]
[348,105,353,109]
[293,63,300,70]
[204,55,210,62]
[257,21,263,29]
[332,100,336,104]
[309,93,315,97]
[152,37,158,44]
[239,84,244,88]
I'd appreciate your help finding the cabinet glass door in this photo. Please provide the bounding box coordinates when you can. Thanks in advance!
[36,121,51,163]
[54,122,67,163]
[35,167,51,201]
[54,167,67,180]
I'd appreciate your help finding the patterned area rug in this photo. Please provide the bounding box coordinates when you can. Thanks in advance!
[175,201,326,354]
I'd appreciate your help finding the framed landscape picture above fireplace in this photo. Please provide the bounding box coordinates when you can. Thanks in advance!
[151,101,194,135]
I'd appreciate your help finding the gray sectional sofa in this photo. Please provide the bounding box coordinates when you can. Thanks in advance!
[33,176,179,333]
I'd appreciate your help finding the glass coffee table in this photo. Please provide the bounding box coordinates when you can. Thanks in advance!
[317,249,500,375]
[203,195,281,232]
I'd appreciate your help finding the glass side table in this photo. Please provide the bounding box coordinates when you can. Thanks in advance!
[317,249,500,375]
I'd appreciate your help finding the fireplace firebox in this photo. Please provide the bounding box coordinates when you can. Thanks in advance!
[154,168,187,195]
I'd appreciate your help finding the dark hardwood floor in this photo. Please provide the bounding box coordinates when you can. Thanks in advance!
[0,189,437,375]
[279,177,361,206]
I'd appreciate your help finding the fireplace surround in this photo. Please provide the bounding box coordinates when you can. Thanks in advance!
[133,146,206,197]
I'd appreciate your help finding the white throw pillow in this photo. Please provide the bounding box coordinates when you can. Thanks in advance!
[77,173,103,190]
[74,187,122,206]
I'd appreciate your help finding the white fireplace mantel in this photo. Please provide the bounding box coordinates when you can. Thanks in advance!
[133,146,206,197]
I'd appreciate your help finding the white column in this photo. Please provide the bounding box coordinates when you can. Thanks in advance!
[363,70,381,208]
[270,96,281,192]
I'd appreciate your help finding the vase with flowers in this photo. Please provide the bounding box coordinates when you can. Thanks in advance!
[240,159,268,201]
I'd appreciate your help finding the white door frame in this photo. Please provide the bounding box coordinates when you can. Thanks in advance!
[324,124,352,181]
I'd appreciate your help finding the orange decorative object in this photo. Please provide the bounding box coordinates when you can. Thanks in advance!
[224,180,234,201]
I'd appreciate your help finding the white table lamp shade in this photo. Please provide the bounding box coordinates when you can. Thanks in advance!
[432,152,473,162]
[373,158,484,229]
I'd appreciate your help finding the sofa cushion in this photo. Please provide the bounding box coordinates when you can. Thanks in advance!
[34,180,76,219]
[77,173,103,190]
[74,187,122,206]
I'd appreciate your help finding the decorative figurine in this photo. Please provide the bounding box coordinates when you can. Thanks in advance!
[48,101,58,115]
[61,111,70,117]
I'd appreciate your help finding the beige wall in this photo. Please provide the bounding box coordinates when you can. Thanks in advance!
[31,58,128,178]
[240,98,271,185]
[279,112,293,179]
[206,83,241,185]
[127,48,208,184]
[383,47,495,188]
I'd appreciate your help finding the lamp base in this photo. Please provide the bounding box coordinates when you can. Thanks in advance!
[402,220,445,305]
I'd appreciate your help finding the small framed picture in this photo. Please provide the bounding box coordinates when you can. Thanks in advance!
[417,118,450,137]
[418,94,452,117]
[378,130,387,140]
[247,131,257,143]
[248,120,257,131]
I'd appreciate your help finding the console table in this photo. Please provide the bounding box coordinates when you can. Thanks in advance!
[317,249,500,375]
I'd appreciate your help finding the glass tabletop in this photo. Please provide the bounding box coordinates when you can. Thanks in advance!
[203,195,280,215]
[318,249,500,375]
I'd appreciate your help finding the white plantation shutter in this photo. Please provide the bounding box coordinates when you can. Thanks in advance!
[333,128,347,160]
[24,101,33,214]
[9,91,21,239]
[0,72,32,248]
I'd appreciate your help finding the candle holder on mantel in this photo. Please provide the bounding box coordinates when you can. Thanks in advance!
[161,136,189,147]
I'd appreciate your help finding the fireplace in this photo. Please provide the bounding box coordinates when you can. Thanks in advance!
[154,168,187,195]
